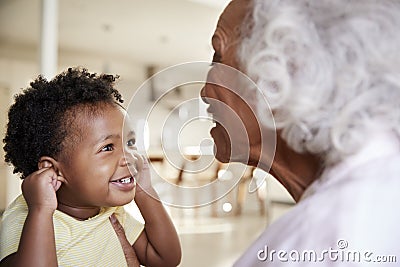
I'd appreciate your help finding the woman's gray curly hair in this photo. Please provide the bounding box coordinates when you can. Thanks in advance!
[239,0,400,164]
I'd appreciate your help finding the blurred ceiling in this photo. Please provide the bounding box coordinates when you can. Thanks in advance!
[0,0,230,67]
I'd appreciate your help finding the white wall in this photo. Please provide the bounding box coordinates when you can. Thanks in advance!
[0,84,12,210]
[0,56,38,209]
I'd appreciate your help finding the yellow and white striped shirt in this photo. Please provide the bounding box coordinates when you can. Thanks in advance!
[0,194,144,266]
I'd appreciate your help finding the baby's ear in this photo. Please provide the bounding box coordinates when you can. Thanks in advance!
[38,156,58,171]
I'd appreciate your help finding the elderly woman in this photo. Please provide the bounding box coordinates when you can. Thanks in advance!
[201,0,400,266]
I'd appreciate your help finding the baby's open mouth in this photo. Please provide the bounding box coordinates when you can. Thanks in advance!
[110,176,134,184]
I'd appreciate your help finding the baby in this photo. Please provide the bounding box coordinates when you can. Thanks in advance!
[0,67,181,267]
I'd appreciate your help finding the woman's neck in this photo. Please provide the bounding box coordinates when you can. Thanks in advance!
[258,136,323,202]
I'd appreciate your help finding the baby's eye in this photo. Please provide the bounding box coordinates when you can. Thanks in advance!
[126,138,136,148]
[101,144,114,152]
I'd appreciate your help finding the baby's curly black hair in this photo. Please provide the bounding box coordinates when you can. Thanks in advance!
[3,67,124,178]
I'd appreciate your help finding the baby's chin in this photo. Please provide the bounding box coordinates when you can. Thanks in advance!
[109,190,136,207]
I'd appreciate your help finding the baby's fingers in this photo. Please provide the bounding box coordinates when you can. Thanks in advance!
[52,175,65,191]
[131,151,143,171]
[22,167,61,211]
[132,152,149,173]
[130,152,152,192]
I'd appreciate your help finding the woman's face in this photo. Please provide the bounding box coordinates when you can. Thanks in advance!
[200,0,263,166]
[202,0,320,201]
[56,103,138,209]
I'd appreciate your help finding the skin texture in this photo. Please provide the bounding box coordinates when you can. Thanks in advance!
[200,0,322,201]
[0,103,181,267]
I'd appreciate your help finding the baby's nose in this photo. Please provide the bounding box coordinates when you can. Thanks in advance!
[120,151,135,166]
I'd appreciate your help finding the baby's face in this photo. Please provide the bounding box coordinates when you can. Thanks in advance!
[56,103,138,208]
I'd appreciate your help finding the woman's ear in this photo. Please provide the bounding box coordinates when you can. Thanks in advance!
[38,156,60,174]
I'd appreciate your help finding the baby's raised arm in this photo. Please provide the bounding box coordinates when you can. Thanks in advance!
[0,163,64,267]
[118,154,182,267]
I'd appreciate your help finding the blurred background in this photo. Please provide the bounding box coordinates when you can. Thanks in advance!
[0,0,294,266]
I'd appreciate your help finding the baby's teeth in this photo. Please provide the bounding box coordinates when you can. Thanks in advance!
[120,177,131,184]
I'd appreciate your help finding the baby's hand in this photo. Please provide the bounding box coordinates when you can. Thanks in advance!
[132,152,152,194]
[22,167,65,213]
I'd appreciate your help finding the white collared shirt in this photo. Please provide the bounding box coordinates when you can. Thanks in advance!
[234,131,400,266]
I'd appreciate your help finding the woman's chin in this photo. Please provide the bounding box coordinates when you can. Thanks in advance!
[215,151,230,163]
[210,124,232,162]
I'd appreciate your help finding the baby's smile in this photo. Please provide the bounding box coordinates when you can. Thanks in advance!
[109,175,136,192]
